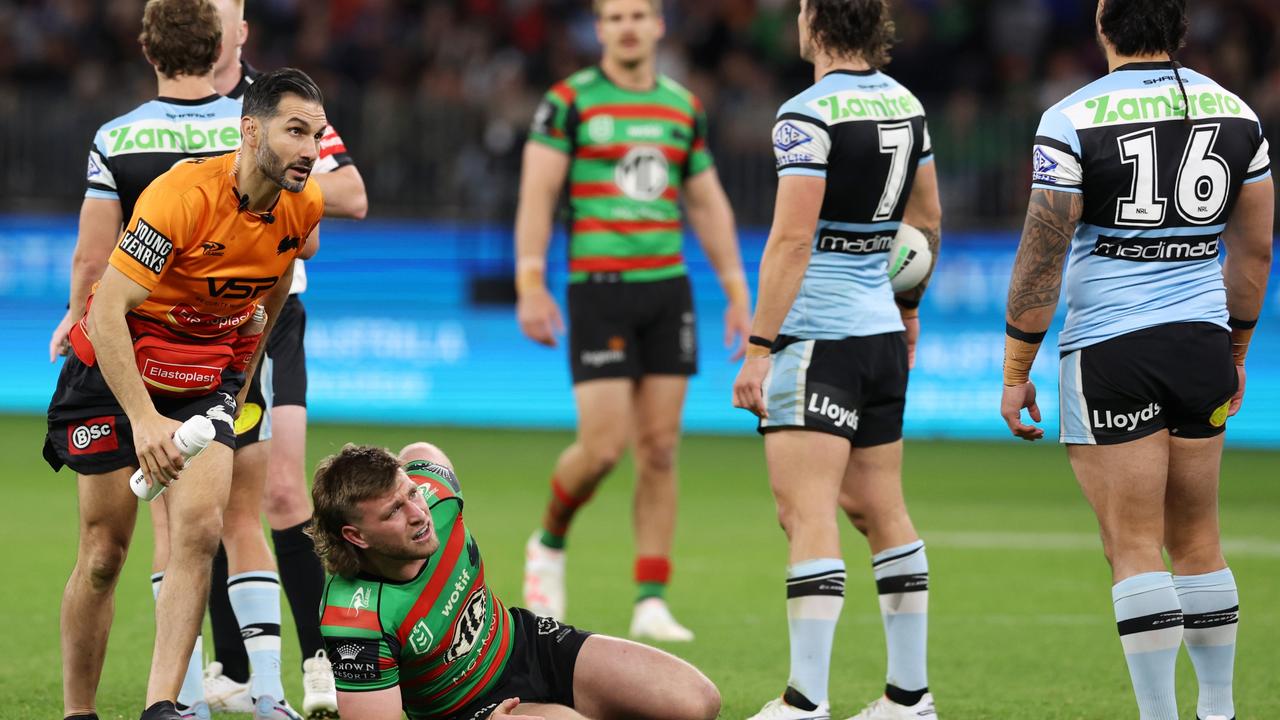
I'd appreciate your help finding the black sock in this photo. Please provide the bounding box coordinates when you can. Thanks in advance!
[208,543,251,683]
[273,519,327,665]
[783,686,818,711]
[885,683,928,707]
[65,714,99,720]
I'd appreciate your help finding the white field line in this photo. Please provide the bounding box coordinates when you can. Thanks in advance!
[924,531,1280,557]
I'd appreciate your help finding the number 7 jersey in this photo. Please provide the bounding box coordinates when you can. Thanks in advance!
[771,69,932,339]
[1031,61,1271,352]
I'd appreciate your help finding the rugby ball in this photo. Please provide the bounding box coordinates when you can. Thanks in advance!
[888,223,932,292]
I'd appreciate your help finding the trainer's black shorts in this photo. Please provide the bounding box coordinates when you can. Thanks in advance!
[1058,322,1237,445]
[446,608,593,720]
[568,275,697,383]
[237,295,307,446]
[44,354,242,475]
[759,332,908,447]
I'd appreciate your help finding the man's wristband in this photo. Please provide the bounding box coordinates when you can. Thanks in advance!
[515,257,546,295]
[721,271,750,306]
[748,335,774,349]
[1229,316,1257,366]
[1003,323,1045,386]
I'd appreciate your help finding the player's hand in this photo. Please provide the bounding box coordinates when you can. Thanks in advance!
[732,355,771,418]
[132,412,185,487]
[49,311,77,362]
[1000,381,1044,441]
[1229,365,1246,416]
[723,300,751,361]
[489,697,541,720]
[517,287,564,348]
[902,315,919,369]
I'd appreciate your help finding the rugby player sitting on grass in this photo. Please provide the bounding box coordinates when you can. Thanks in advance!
[311,442,721,720]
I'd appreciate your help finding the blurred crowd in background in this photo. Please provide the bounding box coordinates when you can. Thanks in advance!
[2,0,1278,227]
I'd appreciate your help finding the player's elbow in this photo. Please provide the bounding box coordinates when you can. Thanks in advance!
[345,191,369,220]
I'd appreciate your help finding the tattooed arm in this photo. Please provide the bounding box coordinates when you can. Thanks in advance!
[1006,189,1082,331]
[1000,188,1082,441]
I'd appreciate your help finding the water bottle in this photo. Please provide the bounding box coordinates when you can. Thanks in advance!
[129,414,216,501]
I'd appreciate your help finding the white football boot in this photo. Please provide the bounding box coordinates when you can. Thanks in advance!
[523,531,566,619]
[203,662,253,713]
[845,693,937,719]
[301,650,339,719]
[253,695,303,720]
[747,692,831,720]
[629,597,695,642]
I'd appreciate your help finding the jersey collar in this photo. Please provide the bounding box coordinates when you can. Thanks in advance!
[226,60,262,100]
[823,68,878,78]
[156,94,222,106]
[356,558,429,586]
[1113,60,1177,72]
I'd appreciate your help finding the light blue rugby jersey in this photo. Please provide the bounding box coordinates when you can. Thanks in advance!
[85,94,244,220]
[771,69,932,339]
[1031,62,1271,352]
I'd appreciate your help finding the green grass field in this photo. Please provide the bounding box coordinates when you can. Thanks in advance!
[3,413,1277,719]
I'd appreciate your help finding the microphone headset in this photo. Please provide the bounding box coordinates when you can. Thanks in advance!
[234,189,274,223]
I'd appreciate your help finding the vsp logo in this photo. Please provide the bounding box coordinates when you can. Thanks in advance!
[207,277,278,300]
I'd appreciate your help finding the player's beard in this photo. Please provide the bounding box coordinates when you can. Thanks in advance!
[256,139,310,193]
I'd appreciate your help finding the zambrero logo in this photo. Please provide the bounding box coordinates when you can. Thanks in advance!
[1067,86,1252,128]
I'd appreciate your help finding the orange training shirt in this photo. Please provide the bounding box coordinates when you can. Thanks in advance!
[106,151,323,338]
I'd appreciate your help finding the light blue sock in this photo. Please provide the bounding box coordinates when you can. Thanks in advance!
[228,571,283,702]
[1113,572,1183,720]
[785,558,845,706]
[152,572,205,708]
[1176,568,1238,720]
[872,540,929,698]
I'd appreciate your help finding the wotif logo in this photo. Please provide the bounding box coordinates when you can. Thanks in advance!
[440,567,472,618]
[808,394,859,430]
[1092,403,1162,431]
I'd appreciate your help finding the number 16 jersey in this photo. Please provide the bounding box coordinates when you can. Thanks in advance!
[1031,61,1271,352]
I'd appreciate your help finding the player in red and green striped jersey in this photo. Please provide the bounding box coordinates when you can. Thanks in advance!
[311,442,720,720]
[514,0,751,643]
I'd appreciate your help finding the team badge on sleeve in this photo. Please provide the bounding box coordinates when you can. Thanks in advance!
[773,121,813,151]
[1031,143,1083,189]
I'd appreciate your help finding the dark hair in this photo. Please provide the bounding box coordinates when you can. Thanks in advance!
[805,0,896,68]
[138,0,221,79]
[242,67,325,120]
[308,444,402,578]
[1098,0,1188,57]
